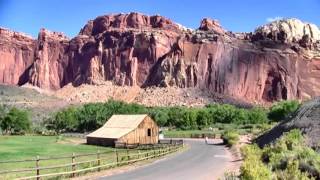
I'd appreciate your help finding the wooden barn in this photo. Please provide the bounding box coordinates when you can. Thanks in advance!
[86,114,159,147]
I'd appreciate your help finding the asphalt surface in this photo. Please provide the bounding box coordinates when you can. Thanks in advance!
[99,139,230,180]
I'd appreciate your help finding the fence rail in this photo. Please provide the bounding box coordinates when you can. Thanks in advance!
[115,139,183,149]
[0,139,184,180]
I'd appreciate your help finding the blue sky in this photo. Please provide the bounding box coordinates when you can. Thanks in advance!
[0,0,319,38]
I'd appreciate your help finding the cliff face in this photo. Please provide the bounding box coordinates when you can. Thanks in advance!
[29,29,70,89]
[1,13,320,103]
[0,28,35,85]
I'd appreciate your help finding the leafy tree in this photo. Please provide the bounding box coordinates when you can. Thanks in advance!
[233,109,248,125]
[182,109,198,130]
[47,100,271,133]
[0,105,6,132]
[76,103,106,132]
[247,108,268,124]
[52,107,78,132]
[268,100,300,122]
[167,107,187,129]
[149,109,169,127]
[0,107,30,135]
[196,109,210,129]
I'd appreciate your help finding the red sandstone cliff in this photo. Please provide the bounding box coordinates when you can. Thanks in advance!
[0,28,35,85]
[1,13,320,103]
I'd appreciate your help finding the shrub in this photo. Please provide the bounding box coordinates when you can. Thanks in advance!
[240,145,272,180]
[222,171,238,180]
[276,160,313,180]
[222,130,239,147]
[268,100,300,122]
[241,129,320,179]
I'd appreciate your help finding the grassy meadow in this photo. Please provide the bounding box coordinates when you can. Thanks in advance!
[0,135,109,161]
[0,136,139,179]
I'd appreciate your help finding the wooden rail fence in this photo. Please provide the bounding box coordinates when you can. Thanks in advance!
[0,140,184,180]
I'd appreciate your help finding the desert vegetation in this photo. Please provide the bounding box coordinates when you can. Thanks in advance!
[240,129,320,179]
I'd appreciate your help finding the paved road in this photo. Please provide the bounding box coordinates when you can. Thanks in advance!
[99,139,231,180]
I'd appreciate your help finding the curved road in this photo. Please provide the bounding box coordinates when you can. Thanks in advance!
[99,139,231,180]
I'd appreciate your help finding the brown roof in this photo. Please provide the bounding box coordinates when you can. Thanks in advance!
[86,114,148,139]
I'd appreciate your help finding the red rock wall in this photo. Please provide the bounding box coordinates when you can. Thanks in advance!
[0,28,35,85]
[29,29,70,89]
[1,13,320,103]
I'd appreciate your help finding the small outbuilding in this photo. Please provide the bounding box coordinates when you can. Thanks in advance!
[86,114,159,147]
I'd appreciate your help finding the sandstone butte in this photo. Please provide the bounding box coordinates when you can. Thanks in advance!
[1,12,320,104]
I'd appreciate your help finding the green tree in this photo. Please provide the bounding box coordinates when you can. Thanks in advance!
[183,109,198,130]
[233,109,248,124]
[149,109,169,127]
[167,107,187,129]
[247,108,268,124]
[196,109,210,129]
[53,107,78,132]
[268,100,300,122]
[0,105,6,133]
[76,103,105,132]
[0,107,30,135]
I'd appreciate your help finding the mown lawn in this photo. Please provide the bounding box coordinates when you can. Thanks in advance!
[0,135,110,161]
[0,136,130,179]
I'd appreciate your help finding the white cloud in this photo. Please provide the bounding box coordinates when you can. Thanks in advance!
[266,16,283,22]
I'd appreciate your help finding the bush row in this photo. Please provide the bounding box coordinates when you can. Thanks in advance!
[44,100,273,133]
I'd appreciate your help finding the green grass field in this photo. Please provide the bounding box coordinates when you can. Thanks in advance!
[0,136,142,179]
[0,135,110,161]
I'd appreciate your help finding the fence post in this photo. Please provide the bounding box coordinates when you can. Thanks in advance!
[127,149,130,164]
[36,156,40,180]
[72,153,76,177]
[146,151,148,160]
[97,150,101,171]
[138,150,141,160]
[115,149,119,166]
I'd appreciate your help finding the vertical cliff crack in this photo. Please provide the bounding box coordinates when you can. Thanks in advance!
[207,54,213,88]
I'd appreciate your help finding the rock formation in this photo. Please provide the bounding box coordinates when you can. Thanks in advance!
[0,13,320,103]
[0,28,35,85]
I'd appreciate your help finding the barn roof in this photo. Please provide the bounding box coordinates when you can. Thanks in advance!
[86,114,148,139]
